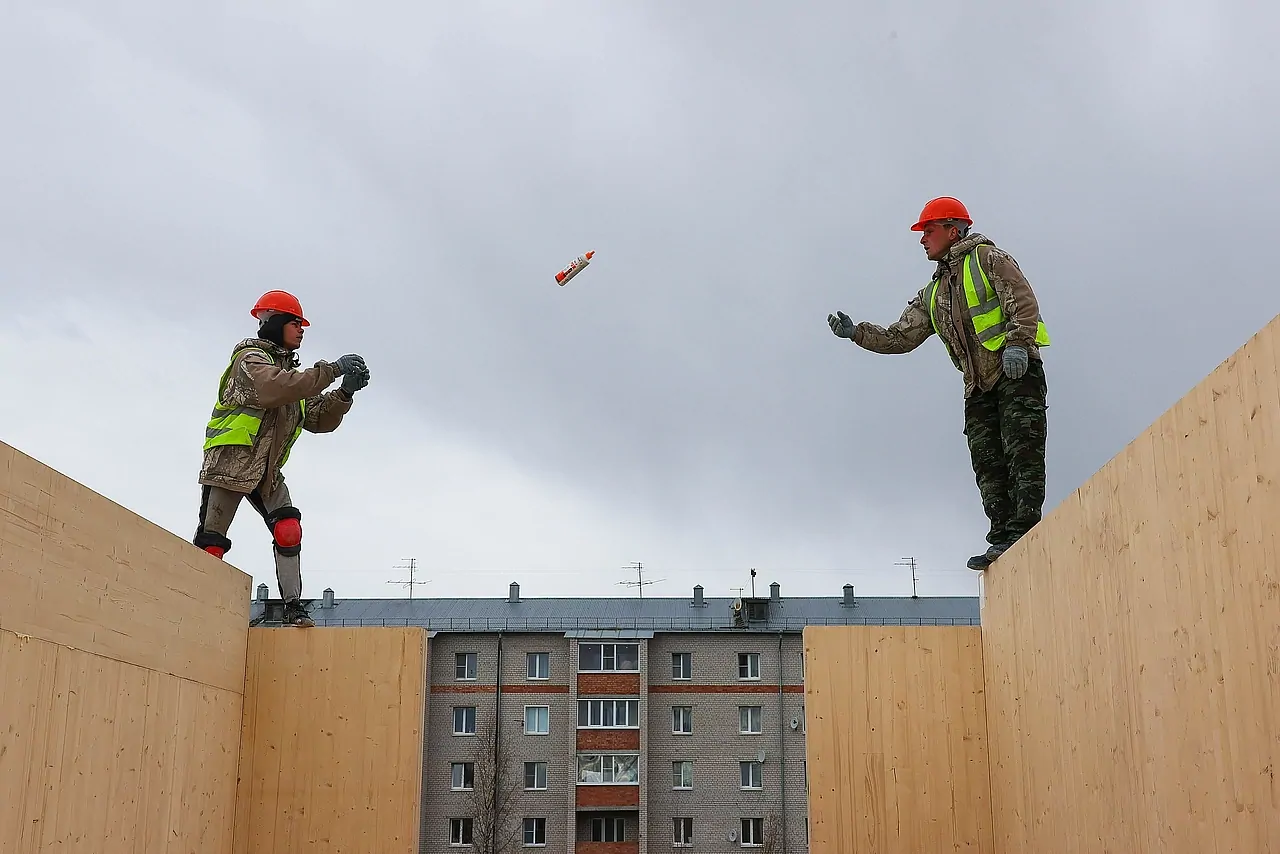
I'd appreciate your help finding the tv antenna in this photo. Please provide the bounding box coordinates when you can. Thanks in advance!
[387,557,430,599]
[749,568,757,598]
[618,561,664,598]
[895,557,919,599]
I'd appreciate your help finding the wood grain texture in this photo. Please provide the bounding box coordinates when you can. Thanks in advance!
[0,628,243,854]
[982,314,1280,853]
[233,627,428,854]
[803,625,994,854]
[0,441,251,692]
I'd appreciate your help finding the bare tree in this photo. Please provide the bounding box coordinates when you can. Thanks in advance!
[462,716,523,854]
[761,810,786,854]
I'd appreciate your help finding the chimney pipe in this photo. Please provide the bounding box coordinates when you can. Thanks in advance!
[256,583,269,602]
[842,584,856,608]
[322,588,335,609]
[692,585,704,607]
[509,582,521,604]
[770,581,780,601]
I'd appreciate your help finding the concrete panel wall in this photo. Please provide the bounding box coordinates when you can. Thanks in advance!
[233,626,428,854]
[802,625,993,854]
[0,440,251,854]
[981,314,1280,853]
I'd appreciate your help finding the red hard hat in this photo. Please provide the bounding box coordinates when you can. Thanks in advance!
[911,196,972,231]
[251,290,310,326]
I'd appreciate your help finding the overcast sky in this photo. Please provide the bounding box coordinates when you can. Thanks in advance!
[3,1,1277,605]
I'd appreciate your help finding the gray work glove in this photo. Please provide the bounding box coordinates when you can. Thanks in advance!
[332,354,367,376]
[1002,345,1028,379]
[341,366,370,395]
[827,311,856,340]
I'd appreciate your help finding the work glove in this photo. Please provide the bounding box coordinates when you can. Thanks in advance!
[332,354,367,376]
[341,366,370,395]
[827,311,856,340]
[1002,345,1028,379]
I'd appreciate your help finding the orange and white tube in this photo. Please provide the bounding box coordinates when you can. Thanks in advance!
[555,250,595,286]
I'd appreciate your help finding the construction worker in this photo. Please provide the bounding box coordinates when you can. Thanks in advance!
[193,290,370,626]
[827,197,1050,570]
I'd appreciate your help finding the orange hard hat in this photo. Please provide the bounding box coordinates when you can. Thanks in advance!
[251,290,309,326]
[911,196,972,231]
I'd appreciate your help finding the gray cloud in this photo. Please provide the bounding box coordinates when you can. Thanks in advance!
[3,1,1278,601]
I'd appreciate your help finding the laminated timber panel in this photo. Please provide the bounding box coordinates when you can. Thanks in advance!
[981,314,1280,853]
[0,629,242,853]
[802,625,994,854]
[0,440,251,692]
[233,627,428,854]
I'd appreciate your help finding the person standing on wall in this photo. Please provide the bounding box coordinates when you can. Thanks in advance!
[193,290,370,626]
[827,197,1051,570]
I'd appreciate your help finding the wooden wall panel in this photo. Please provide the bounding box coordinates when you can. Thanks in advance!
[0,629,242,854]
[802,625,993,854]
[233,627,428,854]
[0,441,251,692]
[981,315,1280,853]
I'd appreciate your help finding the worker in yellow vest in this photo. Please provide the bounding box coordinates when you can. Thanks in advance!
[828,197,1050,570]
[194,290,370,626]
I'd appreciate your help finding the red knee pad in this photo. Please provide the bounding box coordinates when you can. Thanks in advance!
[203,545,226,559]
[272,518,302,549]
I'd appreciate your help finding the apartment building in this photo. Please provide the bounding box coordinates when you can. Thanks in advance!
[250,581,979,853]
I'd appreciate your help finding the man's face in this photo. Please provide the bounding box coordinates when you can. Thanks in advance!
[282,318,305,350]
[920,221,959,261]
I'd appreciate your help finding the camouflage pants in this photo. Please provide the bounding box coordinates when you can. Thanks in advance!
[963,357,1048,547]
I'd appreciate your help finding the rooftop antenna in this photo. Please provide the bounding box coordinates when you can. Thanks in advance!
[387,557,430,599]
[618,561,664,598]
[749,568,757,598]
[730,586,745,599]
[895,557,919,599]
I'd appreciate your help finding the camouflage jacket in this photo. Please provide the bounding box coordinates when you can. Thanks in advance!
[851,233,1044,397]
[198,338,353,493]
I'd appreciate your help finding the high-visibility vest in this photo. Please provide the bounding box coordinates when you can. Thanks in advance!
[203,347,307,468]
[926,248,1050,363]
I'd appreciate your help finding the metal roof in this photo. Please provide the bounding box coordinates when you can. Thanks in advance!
[249,590,979,631]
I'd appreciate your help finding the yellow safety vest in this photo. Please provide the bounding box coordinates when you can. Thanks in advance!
[203,347,306,468]
[925,248,1050,364]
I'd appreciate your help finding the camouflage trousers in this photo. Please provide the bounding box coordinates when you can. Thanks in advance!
[963,356,1048,547]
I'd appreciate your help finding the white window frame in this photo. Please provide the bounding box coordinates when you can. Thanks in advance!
[673,760,693,789]
[526,652,550,680]
[450,817,473,846]
[524,705,549,735]
[576,698,640,728]
[671,705,692,735]
[524,761,548,790]
[673,817,693,846]
[577,642,640,672]
[576,753,640,785]
[740,760,763,790]
[522,817,546,847]
[740,817,763,847]
[591,816,626,842]
[672,651,692,680]
[453,706,477,736]
[455,651,477,681]
[739,705,762,734]
[738,652,761,681]
[451,762,474,790]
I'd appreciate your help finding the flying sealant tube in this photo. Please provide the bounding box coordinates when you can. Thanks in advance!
[555,250,594,286]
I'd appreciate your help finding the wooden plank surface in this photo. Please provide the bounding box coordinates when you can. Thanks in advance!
[803,625,994,854]
[0,628,242,854]
[233,627,428,854]
[0,441,251,692]
[982,314,1280,853]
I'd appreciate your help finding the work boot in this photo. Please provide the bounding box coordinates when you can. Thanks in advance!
[283,599,315,628]
[967,542,1013,571]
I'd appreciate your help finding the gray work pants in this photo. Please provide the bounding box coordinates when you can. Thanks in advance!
[196,480,303,602]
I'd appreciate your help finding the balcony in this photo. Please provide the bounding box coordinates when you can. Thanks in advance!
[576,843,639,854]
[576,785,640,809]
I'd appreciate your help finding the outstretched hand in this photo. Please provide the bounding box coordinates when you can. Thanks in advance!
[333,354,367,376]
[827,311,856,340]
[341,365,371,395]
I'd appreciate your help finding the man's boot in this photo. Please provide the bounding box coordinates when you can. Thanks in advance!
[967,542,1013,571]
[283,599,315,628]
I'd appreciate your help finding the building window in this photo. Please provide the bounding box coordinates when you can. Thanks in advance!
[524,761,547,790]
[453,706,476,735]
[577,753,639,784]
[450,818,473,846]
[673,818,693,846]
[740,817,763,847]
[527,652,549,680]
[739,706,762,734]
[578,642,639,672]
[740,761,763,790]
[671,705,692,734]
[577,698,639,728]
[738,652,760,680]
[522,817,546,847]
[524,706,549,735]
[591,817,625,842]
[455,652,477,680]
[451,762,474,790]
[673,760,693,789]
[672,652,691,679]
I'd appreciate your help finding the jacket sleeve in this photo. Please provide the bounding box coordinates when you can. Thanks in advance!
[980,245,1041,349]
[236,352,339,409]
[851,288,935,354]
[302,389,354,434]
